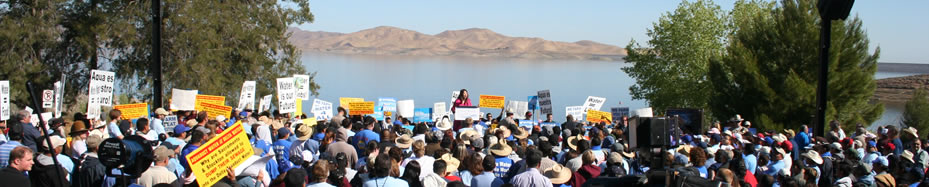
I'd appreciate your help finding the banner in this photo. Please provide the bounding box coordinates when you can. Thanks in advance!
[339,97,364,109]
[538,90,552,115]
[259,95,272,113]
[454,106,480,121]
[397,100,414,118]
[377,97,397,112]
[186,123,253,187]
[413,108,432,123]
[586,110,612,124]
[293,74,311,101]
[201,102,232,120]
[370,111,385,121]
[53,77,65,118]
[163,115,179,130]
[42,90,53,108]
[433,102,447,121]
[311,99,333,120]
[540,122,558,128]
[170,89,198,111]
[519,120,537,128]
[528,96,538,111]
[348,101,375,115]
[113,103,149,119]
[276,77,296,113]
[610,107,630,121]
[633,108,653,117]
[87,70,115,119]
[238,81,256,110]
[478,95,505,109]
[194,94,225,112]
[0,80,9,120]
[566,106,585,119]
[583,96,606,111]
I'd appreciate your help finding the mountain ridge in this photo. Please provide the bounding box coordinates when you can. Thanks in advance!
[287,26,627,61]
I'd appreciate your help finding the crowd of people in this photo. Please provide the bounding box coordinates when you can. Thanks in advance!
[0,89,927,187]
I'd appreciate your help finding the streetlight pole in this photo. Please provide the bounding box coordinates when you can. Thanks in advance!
[815,0,854,137]
[151,0,163,109]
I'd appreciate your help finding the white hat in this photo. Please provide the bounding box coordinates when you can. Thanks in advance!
[708,128,720,135]
[436,118,452,131]
[216,115,226,122]
[802,150,823,165]
[43,135,66,149]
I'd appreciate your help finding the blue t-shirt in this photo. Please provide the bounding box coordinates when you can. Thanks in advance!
[353,129,380,154]
[251,139,273,156]
[272,139,294,172]
[180,144,200,171]
[493,156,514,178]
[743,154,758,175]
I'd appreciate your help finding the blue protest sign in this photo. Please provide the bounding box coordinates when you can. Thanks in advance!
[413,108,432,123]
[370,110,385,121]
[519,120,536,127]
[378,97,398,112]
[540,122,557,128]
[610,107,629,121]
[528,96,538,110]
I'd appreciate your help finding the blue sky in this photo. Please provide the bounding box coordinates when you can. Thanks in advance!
[294,1,929,64]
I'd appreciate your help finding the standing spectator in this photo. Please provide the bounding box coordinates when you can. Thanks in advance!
[0,120,7,144]
[106,109,124,139]
[0,146,33,186]
[566,150,600,187]
[489,140,514,178]
[401,140,434,179]
[69,120,90,159]
[30,135,71,187]
[363,154,408,187]
[138,146,179,187]
[14,110,41,152]
[471,155,503,187]
[150,108,169,137]
[0,121,25,168]
[273,127,294,173]
[353,116,380,155]
[135,118,157,141]
[308,161,333,187]
[510,149,552,187]
[452,89,473,131]
[400,161,423,187]
[325,128,358,170]
[73,135,105,187]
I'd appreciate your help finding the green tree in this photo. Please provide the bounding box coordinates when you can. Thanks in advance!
[0,0,67,108]
[904,89,929,137]
[622,0,728,116]
[708,0,882,131]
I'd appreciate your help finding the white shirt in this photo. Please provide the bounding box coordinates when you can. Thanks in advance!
[138,165,180,187]
[401,155,435,179]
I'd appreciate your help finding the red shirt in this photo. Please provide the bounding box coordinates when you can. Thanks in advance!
[445,175,462,182]
[451,98,472,113]
[743,169,758,187]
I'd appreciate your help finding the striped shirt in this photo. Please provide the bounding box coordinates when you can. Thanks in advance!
[0,141,23,168]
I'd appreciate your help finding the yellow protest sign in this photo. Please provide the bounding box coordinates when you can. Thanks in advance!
[349,101,375,115]
[113,103,148,119]
[339,97,364,109]
[195,94,226,111]
[479,95,506,109]
[200,102,232,120]
[186,123,253,187]
[302,116,318,127]
[586,110,612,124]
[295,98,303,117]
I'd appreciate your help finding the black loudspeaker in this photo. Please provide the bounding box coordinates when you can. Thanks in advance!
[666,108,704,135]
[630,117,681,149]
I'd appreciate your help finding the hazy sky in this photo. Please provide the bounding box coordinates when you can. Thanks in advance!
[294,1,929,64]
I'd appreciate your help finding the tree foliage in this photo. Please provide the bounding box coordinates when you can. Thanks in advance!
[708,0,882,131]
[622,0,728,115]
[1,0,318,111]
[904,89,929,137]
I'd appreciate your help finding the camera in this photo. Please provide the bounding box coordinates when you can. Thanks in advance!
[98,135,155,177]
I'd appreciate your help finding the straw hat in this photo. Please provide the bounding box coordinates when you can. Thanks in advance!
[396,134,413,149]
[802,150,823,165]
[154,108,169,116]
[437,118,453,131]
[489,140,513,157]
[567,134,585,151]
[69,120,89,136]
[772,134,787,144]
[512,127,529,140]
[459,129,478,145]
[439,154,460,174]
[903,127,919,140]
[295,123,313,141]
[875,174,896,187]
[186,119,198,127]
[542,164,572,184]
[494,126,512,139]
[610,143,635,158]
[902,150,915,163]
[676,144,692,155]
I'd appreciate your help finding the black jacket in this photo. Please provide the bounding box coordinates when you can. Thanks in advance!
[72,156,106,187]
[0,167,31,187]
[29,159,70,187]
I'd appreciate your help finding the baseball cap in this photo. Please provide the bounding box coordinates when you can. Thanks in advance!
[278,127,292,139]
[86,135,103,149]
[154,146,174,162]
[154,108,169,115]
[42,135,66,150]
[174,125,192,135]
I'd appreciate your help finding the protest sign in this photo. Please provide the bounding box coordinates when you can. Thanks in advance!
[348,101,375,115]
[293,74,311,101]
[302,117,318,128]
[566,106,585,119]
[433,102,447,121]
[528,96,538,111]
[195,94,226,112]
[339,97,363,109]
[540,122,558,128]
[518,120,536,128]
[397,100,414,118]
[0,80,9,120]
[53,77,65,118]
[170,89,198,111]
[633,108,653,117]
[370,111,385,121]
[42,90,53,108]
[295,99,304,117]
[311,99,333,120]
[583,96,606,111]
[505,101,529,119]
[259,95,272,113]
[479,95,505,109]
[238,81,256,110]
[413,108,432,123]
[163,115,179,130]
[586,110,612,124]
[537,90,552,115]
[454,106,480,121]
[611,107,630,122]
[186,123,253,187]
[276,77,296,113]
[87,70,115,119]
[377,97,397,112]
[113,103,149,119]
[201,102,232,121]
[450,91,459,112]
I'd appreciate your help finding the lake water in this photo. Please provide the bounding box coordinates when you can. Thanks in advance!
[301,53,918,128]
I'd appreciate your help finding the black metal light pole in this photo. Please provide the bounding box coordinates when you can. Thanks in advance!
[815,0,854,137]
[151,0,163,109]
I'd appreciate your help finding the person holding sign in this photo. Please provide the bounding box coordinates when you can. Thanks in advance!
[452,89,473,131]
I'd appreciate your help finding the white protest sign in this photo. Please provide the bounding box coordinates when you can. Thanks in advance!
[311,99,333,120]
[42,90,54,108]
[397,100,414,118]
[583,96,606,111]
[170,89,198,111]
[53,77,65,118]
[566,106,585,119]
[293,74,311,101]
[276,77,296,113]
[163,115,179,130]
[633,107,654,117]
[259,95,272,113]
[450,91,460,112]
[505,101,530,119]
[455,107,480,121]
[238,81,256,110]
[538,90,552,115]
[0,80,9,120]
[87,70,115,119]
[433,102,447,121]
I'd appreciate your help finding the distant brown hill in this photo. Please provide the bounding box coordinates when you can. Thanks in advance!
[873,74,929,103]
[287,26,627,61]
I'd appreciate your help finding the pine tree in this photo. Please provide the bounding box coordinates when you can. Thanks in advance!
[904,89,929,137]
